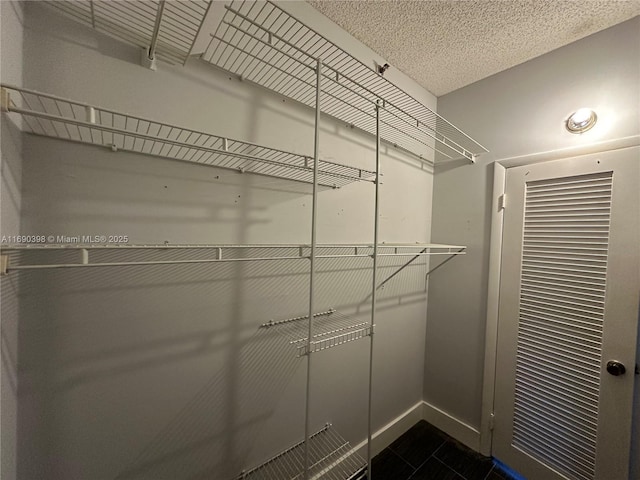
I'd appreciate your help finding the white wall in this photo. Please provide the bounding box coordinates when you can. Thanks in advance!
[426,14,640,472]
[1,2,437,479]
[1,2,25,479]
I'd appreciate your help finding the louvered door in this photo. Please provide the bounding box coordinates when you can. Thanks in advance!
[493,148,639,480]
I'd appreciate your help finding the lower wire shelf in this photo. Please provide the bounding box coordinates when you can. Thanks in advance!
[261,310,373,357]
[240,424,366,480]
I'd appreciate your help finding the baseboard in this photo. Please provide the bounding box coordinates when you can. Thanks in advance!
[345,399,482,475]
[421,401,481,452]
[350,401,424,459]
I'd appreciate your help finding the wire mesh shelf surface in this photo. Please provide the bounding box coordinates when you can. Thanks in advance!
[0,84,376,188]
[262,309,373,357]
[0,243,465,274]
[43,0,212,65]
[240,424,365,480]
[203,0,488,163]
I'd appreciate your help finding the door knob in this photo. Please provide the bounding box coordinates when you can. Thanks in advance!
[606,360,626,376]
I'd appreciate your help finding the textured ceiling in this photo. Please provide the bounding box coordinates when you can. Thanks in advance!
[308,1,640,96]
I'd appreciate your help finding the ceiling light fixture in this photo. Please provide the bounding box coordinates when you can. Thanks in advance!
[566,108,597,134]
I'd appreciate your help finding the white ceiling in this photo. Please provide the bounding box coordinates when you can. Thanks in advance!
[308,1,640,97]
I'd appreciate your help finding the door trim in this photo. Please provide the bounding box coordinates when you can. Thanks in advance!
[479,134,640,456]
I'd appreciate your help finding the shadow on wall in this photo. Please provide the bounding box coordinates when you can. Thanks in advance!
[9,10,440,476]
[23,2,143,67]
[1,116,24,396]
[12,90,435,480]
[13,248,431,480]
[1,83,24,480]
[1,276,20,397]
[179,58,437,174]
[1,120,23,233]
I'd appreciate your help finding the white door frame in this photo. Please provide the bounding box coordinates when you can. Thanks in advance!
[479,134,640,456]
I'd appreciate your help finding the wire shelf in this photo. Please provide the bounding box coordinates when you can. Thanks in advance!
[202,0,488,163]
[240,424,366,480]
[0,84,376,188]
[262,309,373,357]
[43,0,212,65]
[0,243,466,274]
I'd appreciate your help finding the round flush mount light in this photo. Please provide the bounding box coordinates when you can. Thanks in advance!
[566,108,597,134]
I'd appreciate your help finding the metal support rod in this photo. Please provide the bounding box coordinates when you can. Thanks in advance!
[304,58,322,480]
[148,0,166,60]
[376,248,428,291]
[425,248,466,276]
[367,101,382,478]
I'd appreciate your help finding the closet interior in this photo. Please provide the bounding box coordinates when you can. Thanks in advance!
[0,1,487,479]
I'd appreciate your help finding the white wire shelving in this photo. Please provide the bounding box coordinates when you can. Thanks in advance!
[261,309,374,357]
[6,3,478,477]
[0,84,376,188]
[43,0,212,66]
[239,424,365,480]
[0,243,466,274]
[202,0,488,163]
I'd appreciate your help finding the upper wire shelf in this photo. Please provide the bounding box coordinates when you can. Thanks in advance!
[0,84,375,188]
[0,243,466,274]
[239,424,365,480]
[43,0,212,65]
[202,0,488,163]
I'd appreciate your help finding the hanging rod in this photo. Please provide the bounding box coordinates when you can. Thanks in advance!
[261,309,336,328]
[0,243,466,275]
[43,0,212,66]
[202,0,488,163]
[0,84,376,188]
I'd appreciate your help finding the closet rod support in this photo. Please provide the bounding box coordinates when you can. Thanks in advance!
[141,0,165,71]
[304,56,323,480]
[367,99,382,478]
[140,49,158,71]
[85,107,96,124]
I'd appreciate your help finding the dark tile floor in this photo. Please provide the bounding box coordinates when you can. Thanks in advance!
[366,420,521,480]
